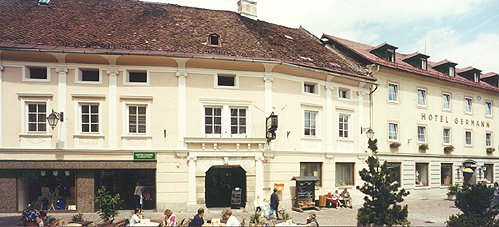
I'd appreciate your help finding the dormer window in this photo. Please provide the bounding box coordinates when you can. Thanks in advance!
[421,58,427,70]
[370,43,398,63]
[386,49,395,62]
[449,66,455,77]
[473,73,479,82]
[208,34,221,46]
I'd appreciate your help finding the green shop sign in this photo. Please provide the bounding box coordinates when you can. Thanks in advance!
[133,152,156,161]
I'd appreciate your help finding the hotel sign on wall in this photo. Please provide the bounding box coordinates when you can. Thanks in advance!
[420,113,491,128]
[133,152,157,161]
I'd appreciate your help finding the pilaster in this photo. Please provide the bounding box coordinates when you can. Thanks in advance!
[255,155,264,198]
[187,155,197,205]
[177,68,187,150]
[0,63,3,147]
[56,66,68,148]
[325,80,334,153]
[107,68,119,149]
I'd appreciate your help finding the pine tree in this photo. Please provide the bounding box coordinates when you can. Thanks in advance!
[357,139,410,226]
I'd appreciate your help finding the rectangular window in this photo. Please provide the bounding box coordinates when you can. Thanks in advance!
[230,108,246,134]
[304,83,316,94]
[335,163,354,186]
[27,103,47,132]
[388,123,398,140]
[443,93,451,110]
[486,101,492,116]
[465,131,472,146]
[486,132,492,147]
[127,71,147,83]
[449,67,455,77]
[338,88,350,99]
[441,163,453,186]
[81,104,99,133]
[417,88,426,106]
[218,74,236,87]
[387,162,401,185]
[338,113,349,138]
[386,49,395,62]
[304,111,317,136]
[421,58,427,70]
[443,128,451,144]
[474,73,479,82]
[416,163,429,187]
[80,69,100,82]
[205,107,222,134]
[417,126,426,143]
[27,67,48,80]
[300,162,322,186]
[128,105,146,134]
[465,97,472,113]
[485,164,494,183]
[388,83,398,102]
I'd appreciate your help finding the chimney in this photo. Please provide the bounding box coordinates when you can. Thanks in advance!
[237,0,257,19]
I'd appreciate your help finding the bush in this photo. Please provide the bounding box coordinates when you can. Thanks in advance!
[94,186,123,222]
[447,184,499,227]
[249,210,261,224]
[278,209,291,221]
[447,184,461,196]
[71,213,84,222]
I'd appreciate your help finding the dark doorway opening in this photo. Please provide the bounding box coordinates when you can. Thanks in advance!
[205,166,246,208]
[94,169,156,210]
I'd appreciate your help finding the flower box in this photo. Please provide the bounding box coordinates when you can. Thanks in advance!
[444,145,454,154]
[419,143,429,151]
[390,142,401,149]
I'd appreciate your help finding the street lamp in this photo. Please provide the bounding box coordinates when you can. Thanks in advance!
[366,128,375,140]
[46,110,64,129]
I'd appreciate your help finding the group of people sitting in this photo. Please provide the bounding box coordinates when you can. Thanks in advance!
[187,207,241,227]
[325,188,352,209]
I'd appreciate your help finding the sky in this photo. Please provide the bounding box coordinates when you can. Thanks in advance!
[146,0,499,73]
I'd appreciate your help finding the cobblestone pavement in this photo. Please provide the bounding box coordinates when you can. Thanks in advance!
[0,198,459,226]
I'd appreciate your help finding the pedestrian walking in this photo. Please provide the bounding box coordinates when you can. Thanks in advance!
[134,181,144,209]
[269,188,280,219]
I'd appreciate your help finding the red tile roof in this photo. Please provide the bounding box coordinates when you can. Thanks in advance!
[323,34,499,93]
[0,0,372,80]
[481,72,498,79]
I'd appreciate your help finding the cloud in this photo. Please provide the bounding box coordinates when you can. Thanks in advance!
[415,27,499,73]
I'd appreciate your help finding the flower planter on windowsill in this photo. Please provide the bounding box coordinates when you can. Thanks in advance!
[390,142,401,149]
[486,147,496,154]
[419,143,429,152]
[444,145,454,154]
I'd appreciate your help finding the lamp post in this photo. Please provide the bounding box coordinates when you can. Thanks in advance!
[46,110,64,129]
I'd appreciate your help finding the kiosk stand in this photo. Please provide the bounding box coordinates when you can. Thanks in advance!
[291,176,320,212]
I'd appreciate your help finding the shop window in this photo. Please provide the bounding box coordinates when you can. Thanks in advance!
[415,163,429,187]
[17,170,76,211]
[441,163,453,186]
[336,163,354,186]
[387,162,401,185]
[484,164,494,183]
[300,162,322,186]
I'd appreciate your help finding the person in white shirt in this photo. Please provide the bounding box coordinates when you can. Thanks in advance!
[222,209,240,227]
[129,208,142,226]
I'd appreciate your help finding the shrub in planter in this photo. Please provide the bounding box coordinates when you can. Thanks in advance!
[446,184,499,227]
[487,147,496,154]
[446,184,461,200]
[390,142,401,149]
[71,213,84,222]
[419,143,429,151]
[94,186,123,222]
[444,145,455,154]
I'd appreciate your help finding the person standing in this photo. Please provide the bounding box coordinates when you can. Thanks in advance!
[269,188,280,219]
[134,181,144,209]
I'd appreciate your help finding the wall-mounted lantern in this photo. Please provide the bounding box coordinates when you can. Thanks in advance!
[46,110,64,129]
[266,112,278,144]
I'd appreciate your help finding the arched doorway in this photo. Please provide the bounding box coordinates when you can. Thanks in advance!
[205,166,246,208]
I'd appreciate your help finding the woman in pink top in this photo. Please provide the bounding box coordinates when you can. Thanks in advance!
[163,209,176,226]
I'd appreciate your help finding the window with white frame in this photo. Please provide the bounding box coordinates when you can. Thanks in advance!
[417,88,426,106]
[304,83,317,94]
[443,93,451,110]
[300,162,322,186]
[449,66,455,77]
[388,123,398,140]
[205,107,222,134]
[336,163,354,186]
[25,66,48,80]
[78,69,100,82]
[443,128,451,144]
[338,88,350,99]
[417,126,426,143]
[304,111,317,136]
[486,132,492,147]
[26,103,47,132]
[217,74,236,87]
[474,73,479,82]
[338,113,350,138]
[80,104,99,133]
[421,58,427,70]
[230,108,246,134]
[415,163,429,187]
[465,131,472,146]
[465,97,472,113]
[126,70,148,83]
[486,101,492,116]
[441,163,453,186]
[388,83,398,102]
[128,105,147,134]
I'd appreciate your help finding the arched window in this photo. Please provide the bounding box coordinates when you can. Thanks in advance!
[208,33,221,46]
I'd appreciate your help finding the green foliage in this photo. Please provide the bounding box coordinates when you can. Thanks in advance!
[249,210,261,224]
[357,139,410,226]
[278,209,291,220]
[71,213,84,222]
[94,186,123,222]
[368,138,378,153]
[447,184,461,196]
[447,184,499,227]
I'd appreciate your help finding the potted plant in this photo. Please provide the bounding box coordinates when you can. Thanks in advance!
[444,145,454,154]
[446,184,461,200]
[419,143,429,151]
[249,210,263,227]
[94,186,123,224]
[486,147,496,154]
[278,209,292,222]
[390,142,401,149]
